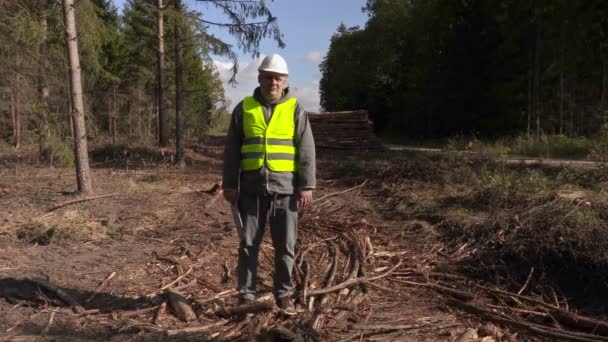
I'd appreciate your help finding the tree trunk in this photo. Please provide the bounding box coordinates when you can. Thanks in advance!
[602,52,607,126]
[175,0,185,168]
[157,0,168,147]
[108,93,112,139]
[559,15,565,135]
[527,47,533,141]
[63,0,93,196]
[136,81,142,140]
[11,88,21,149]
[112,85,117,144]
[39,10,50,157]
[148,103,153,142]
[533,12,543,141]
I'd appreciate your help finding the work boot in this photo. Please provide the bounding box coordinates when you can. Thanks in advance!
[276,296,296,313]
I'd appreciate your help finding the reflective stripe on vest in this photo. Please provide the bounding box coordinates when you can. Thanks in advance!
[240,96,297,172]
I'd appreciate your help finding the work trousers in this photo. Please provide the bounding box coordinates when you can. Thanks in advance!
[236,192,298,300]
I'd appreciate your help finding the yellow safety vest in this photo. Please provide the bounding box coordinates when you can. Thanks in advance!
[240,96,297,172]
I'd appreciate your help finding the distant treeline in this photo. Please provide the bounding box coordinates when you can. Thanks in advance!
[320,0,608,139]
[0,0,227,156]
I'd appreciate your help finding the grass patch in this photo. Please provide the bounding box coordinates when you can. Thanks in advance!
[469,134,593,159]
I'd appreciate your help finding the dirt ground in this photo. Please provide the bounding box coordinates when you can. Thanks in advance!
[0,142,536,341]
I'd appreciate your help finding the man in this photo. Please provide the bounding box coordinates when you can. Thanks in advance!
[222,54,316,310]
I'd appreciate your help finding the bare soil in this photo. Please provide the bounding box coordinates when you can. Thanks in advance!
[0,142,558,341]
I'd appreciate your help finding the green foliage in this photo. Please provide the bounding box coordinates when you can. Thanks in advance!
[511,135,593,159]
[321,0,608,139]
[588,124,608,162]
[454,134,593,159]
[41,130,75,167]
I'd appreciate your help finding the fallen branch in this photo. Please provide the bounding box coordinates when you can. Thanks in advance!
[475,284,561,311]
[40,311,56,335]
[450,299,608,342]
[338,253,360,297]
[166,319,229,336]
[118,305,161,319]
[308,259,401,297]
[146,267,193,298]
[85,271,116,303]
[154,301,167,326]
[212,320,248,341]
[313,180,368,204]
[517,267,534,295]
[47,193,120,212]
[195,289,238,305]
[351,323,427,331]
[218,300,274,316]
[396,280,475,302]
[31,278,85,314]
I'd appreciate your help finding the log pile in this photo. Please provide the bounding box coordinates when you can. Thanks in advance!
[307,110,385,152]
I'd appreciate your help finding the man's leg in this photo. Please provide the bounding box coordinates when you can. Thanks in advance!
[269,194,298,300]
[237,193,269,300]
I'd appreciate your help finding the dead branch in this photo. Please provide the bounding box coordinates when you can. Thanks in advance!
[298,259,309,306]
[450,299,608,342]
[218,300,274,316]
[313,180,368,203]
[40,311,55,335]
[85,271,116,303]
[195,289,238,305]
[212,320,248,341]
[312,244,339,330]
[46,193,120,212]
[517,267,534,295]
[146,266,193,297]
[172,278,197,292]
[551,310,608,336]
[339,255,360,297]
[475,284,561,310]
[396,280,475,302]
[351,323,428,331]
[167,289,196,322]
[165,319,229,336]
[118,305,161,319]
[308,259,401,297]
[154,301,167,326]
[484,303,549,317]
[31,278,85,314]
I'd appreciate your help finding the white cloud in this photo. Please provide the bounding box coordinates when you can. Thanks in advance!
[213,58,263,109]
[213,56,321,112]
[305,51,324,64]
[290,85,320,112]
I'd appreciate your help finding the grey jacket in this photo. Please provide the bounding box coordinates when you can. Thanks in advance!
[222,87,316,195]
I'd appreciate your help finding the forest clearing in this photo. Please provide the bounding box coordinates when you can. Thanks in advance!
[2,141,608,341]
[4,0,608,341]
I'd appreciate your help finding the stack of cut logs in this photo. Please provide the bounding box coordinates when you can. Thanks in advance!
[307,110,385,152]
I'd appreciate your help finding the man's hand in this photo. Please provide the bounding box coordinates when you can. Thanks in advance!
[297,189,313,208]
[222,190,238,203]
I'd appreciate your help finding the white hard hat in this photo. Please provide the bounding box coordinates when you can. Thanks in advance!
[258,54,288,75]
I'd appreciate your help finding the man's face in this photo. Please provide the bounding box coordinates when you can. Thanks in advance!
[258,71,287,103]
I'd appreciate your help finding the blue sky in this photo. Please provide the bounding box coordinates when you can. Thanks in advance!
[112,0,368,111]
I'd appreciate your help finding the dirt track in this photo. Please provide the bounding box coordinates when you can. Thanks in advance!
[0,144,530,341]
[387,144,607,170]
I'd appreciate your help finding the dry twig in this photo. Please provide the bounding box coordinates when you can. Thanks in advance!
[47,193,120,212]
